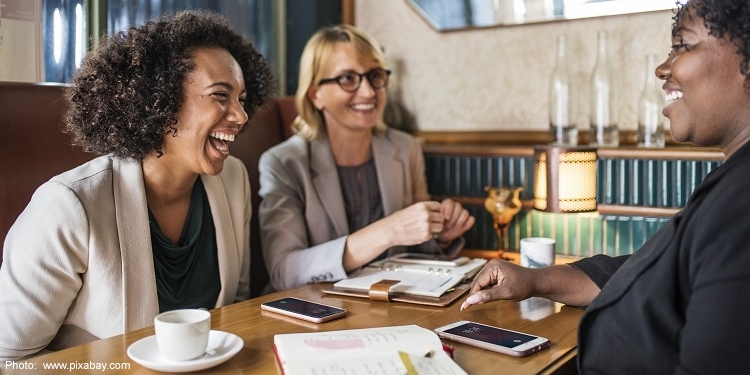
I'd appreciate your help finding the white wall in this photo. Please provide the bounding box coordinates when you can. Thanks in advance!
[356,0,674,133]
[0,0,43,82]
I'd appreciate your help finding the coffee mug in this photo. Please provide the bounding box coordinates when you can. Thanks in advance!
[154,309,211,361]
[520,237,556,268]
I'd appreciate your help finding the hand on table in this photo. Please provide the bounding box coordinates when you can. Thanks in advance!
[460,259,537,310]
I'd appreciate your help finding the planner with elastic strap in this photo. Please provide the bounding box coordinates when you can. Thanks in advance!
[322,257,486,307]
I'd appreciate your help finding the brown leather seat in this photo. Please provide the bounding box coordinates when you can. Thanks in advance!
[0,83,96,261]
[229,97,292,296]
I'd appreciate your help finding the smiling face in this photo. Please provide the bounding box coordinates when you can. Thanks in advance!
[308,42,387,137]
[161,46,248,176]
[656,5,750,153]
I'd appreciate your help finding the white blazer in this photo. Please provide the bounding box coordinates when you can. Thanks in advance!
[0,155,251,360]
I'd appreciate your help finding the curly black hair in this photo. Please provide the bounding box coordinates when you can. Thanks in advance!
[65,10,276,159]
[673,0,750,76]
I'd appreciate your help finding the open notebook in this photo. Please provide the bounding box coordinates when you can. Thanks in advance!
[323,257,487,306]
[273,325,467,375]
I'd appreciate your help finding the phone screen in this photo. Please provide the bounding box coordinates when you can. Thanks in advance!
[398,253,451,261]
[442,322,538,348]
[388,253,470,266]
[263,298,345,319]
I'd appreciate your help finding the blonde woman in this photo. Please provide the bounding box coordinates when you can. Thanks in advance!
[259,24,474,292]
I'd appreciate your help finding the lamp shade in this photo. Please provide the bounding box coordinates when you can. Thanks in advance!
[533,146,597,213]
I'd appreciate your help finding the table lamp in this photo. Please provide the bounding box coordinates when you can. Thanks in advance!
[533,146,597,213]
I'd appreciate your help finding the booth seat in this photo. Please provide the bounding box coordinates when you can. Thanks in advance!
[0,82,296,297]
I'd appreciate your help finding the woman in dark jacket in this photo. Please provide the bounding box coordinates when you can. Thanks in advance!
[462,0,750,373]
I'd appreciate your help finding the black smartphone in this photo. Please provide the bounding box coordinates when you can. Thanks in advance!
[260,297,347,323]
[434,320,550,357]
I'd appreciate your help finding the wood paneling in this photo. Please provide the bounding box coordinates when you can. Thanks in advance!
[417,129,706,148]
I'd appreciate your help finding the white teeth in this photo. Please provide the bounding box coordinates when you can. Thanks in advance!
[351,103,375,110]
[665,91,683,102]
[214,143,228,152]
[210,132,235,142]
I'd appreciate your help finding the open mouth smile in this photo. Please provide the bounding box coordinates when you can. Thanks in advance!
[209,131,235,153]
[665,91,683,102]
[350,103,376,111]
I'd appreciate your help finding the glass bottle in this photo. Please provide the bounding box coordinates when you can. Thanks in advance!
[589,30,619,147]
[549,34,578,146]
[637,54,666,147]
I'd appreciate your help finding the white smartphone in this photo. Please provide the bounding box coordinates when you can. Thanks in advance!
[389,253,470,267]
[434,321,550,357]
[260,297,347,323]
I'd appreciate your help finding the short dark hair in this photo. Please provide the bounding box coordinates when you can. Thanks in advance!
[673,0,750,76]
[65,10,275,159]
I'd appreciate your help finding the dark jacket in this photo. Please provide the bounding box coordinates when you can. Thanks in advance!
[571,141,750,374]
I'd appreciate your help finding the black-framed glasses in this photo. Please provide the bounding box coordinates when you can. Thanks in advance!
[317,68,391,92]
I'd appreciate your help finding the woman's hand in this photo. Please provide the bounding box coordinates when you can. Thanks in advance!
[461,260,600,310]
[344,201,445,271]
[461,259,538,310]
[384,201,445,246]
[436,198,475,244]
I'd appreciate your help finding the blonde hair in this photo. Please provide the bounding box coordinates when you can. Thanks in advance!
[292,24,388,141]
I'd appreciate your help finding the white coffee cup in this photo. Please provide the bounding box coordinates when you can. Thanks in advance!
[154,309,211,361]
[520,237,556,268]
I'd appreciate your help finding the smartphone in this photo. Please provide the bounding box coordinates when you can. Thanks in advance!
[389,253,470,267]
[434,321,550,357]
[260,297,347,323]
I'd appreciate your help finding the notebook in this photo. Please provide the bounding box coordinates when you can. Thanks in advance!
[273,325,467,375]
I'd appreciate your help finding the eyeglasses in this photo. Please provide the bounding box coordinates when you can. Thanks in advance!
[317,68,391,92]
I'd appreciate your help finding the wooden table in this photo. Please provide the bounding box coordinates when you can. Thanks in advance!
[18,284,583,375]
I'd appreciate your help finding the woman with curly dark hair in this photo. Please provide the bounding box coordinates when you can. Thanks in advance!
[462,0,750,373]
[0,10,273,360]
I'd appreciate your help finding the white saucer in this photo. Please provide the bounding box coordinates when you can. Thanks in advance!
[127,330,243,373]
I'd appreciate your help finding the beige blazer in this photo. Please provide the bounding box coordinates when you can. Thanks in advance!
[0,155,251,361]
[259,128,459,292]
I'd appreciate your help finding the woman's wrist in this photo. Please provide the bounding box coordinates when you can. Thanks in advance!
[437,237,453,249]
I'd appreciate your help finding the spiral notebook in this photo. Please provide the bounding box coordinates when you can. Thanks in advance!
[322,258,487,306]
